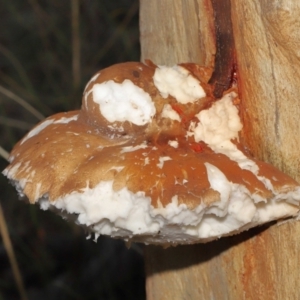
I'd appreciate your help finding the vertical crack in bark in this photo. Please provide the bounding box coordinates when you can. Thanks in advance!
[208,0,236,98]
[266,40,281,145]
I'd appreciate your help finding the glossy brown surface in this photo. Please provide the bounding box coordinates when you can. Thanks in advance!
[5,62,299,214]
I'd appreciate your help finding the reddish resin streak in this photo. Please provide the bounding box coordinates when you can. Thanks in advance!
[170,104,183,115]
[190,142,203,153]
[170,104,189,124]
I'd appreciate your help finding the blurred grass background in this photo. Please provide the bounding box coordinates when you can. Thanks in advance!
[0,1,145,299]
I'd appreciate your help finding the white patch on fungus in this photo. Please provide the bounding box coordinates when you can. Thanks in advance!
[56,115,79,124]
[89,73,100,84]
[193,92,241,146]
[107,124,124,132]
[21,120,54,145]
[2,162,21,177]
[161,104,181,121]
[108,166,124,173]
[168,140,179,148]
[92,79,156,125]
[83,72,100,94]
[34,180,300,245]
[20,114,79,145]
[204,163,232,215]
[144,157,150,165]
[121,142,148,153]
[34,183,42,201]
[157,156,172,169]
[153,65,206,104]
[192,93,258,173]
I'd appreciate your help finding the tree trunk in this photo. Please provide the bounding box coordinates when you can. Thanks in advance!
[140,0,300,299]
[232,1,300,181]
[140,0,215,67]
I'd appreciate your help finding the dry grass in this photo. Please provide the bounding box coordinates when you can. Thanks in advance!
[0,202,28,300]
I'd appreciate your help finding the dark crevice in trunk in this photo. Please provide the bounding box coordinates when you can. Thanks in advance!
[208,0,236,98]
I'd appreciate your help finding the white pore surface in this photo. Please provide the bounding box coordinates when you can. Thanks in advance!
[191,93,258,172]
[153,65,206,104]
[168,140,179,148]
[193,92,241,146]
[92,79,156,125]
[20,114,79,145]
[37,163,300,245]
[161,104,181,121]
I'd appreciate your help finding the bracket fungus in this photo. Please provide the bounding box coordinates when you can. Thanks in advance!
[3,61,300,245]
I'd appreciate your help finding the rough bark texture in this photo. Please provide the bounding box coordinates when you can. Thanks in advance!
[231,1,300,182]
[140,0,300,299]
[145,222,300,300]
[140,0,215,66]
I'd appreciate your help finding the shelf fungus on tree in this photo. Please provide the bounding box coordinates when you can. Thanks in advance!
[3,61,300,245]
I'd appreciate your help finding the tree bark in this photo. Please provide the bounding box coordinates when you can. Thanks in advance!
[140,0,215,67]
[140,0,300,299]
[145,222,300,300]
[232,1,300,182]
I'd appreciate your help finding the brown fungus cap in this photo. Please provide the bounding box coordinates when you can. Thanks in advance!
[3,61,300,245]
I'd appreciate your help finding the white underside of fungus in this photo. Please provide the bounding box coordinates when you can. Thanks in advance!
[3,62,300,246]
[35,172,300,245]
